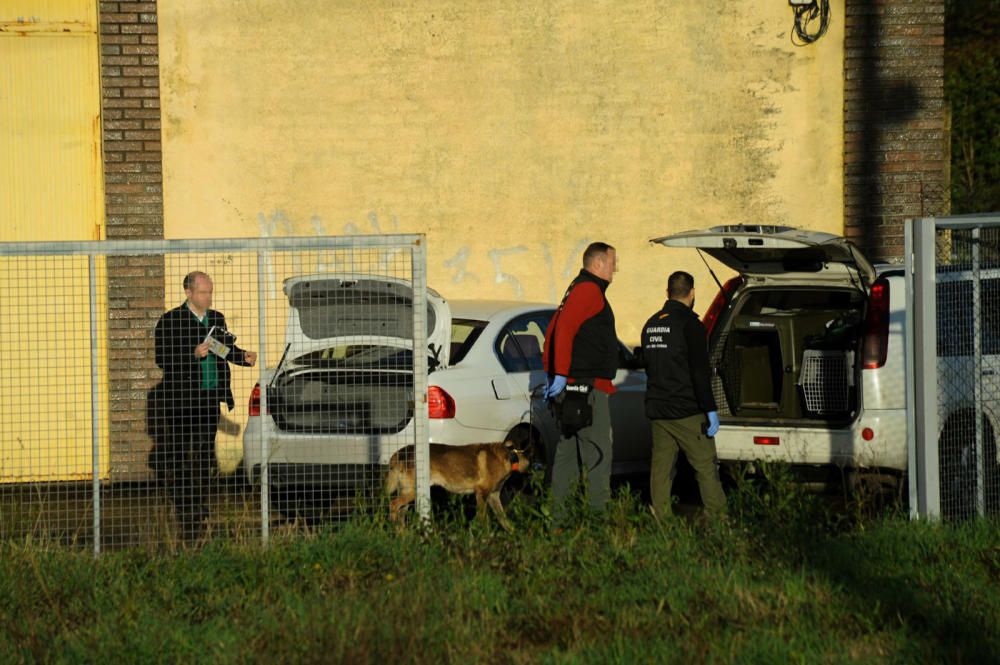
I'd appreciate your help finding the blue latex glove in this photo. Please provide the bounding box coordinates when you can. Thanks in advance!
[705,411,720,438]
[544,375,567,401]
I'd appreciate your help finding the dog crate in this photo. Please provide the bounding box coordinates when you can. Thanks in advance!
[715,289,864,423]
[797,350,854,416]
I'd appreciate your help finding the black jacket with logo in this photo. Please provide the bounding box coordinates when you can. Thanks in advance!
[641,299,717,420]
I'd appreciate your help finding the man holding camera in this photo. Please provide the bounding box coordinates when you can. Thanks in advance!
[641,270,727,519]
[153,271,257,539]
[542,242,619,523]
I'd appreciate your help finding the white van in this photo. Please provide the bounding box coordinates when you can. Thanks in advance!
[652,225,1000,510]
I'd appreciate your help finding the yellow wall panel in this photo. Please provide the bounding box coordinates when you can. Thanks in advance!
[159,1,844,348]
[0,0,107,482]
[159,2,845,469]
[0,1,94,27]
[0,257,109,482]
[0,35,102,241]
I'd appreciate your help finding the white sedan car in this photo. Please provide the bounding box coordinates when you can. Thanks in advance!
[430,299,650,477]
[241,275,649,515]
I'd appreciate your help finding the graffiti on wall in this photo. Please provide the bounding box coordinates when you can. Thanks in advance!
[255,209,590,302]
[446,238,590,301]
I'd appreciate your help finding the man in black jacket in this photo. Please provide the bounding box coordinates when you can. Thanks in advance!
[153,271,256,538]
[641,271,727,518]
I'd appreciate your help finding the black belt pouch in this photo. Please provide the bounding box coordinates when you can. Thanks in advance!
[555,384,593,437]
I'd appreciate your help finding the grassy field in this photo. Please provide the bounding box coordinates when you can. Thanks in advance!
[1,471,999,664]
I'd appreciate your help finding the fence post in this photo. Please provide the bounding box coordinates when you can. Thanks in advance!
[89,254,102,555]
[257,250,270,545]
[908,217,941,519]
[972,227,985,516]
[410,237,431,522]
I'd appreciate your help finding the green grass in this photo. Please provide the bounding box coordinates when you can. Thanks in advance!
[1,472,999,664]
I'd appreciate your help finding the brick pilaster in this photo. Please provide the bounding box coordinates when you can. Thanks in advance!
[843,0,948,262]
[99,1,164,481]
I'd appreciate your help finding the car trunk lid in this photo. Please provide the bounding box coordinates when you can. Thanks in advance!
[650,225,876,290]
[267,275,451,434]
[282,274,450,367]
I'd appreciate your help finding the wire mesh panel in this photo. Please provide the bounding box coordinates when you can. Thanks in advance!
[934,222,1000,520]
[0,255,107,549]
[0,236,427,552]
[242,246,429,538]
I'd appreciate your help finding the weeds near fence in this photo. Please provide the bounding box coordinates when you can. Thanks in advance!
[1,468,998,663]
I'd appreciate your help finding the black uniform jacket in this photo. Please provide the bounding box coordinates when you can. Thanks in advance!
[154,303,252,412]
[641,299,718,420]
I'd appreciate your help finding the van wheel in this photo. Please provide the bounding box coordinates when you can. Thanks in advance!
[846,470,903,515]
[938,415,998,520]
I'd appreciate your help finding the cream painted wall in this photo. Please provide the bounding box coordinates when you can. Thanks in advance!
[159,0,843,343]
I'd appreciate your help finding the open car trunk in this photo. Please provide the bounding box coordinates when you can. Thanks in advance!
[652,225,878,426]
[710,286,864,424]
[267,274,449,435]
[269,347,416,435]
[269,371,414,435]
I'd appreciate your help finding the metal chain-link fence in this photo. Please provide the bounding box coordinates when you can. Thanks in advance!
[0,236,430,552]
[908,215,1000,520]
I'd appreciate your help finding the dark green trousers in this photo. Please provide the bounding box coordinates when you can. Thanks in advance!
[550,390,612,524]
[649,414,728,517]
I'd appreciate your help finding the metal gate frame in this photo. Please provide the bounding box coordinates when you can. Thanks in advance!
[0,235,431,552]
[907,213,1000,520]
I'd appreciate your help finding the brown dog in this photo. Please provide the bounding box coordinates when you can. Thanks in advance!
[384,441,530,531]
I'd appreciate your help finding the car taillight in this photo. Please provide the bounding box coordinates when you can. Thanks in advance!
[248,383,268,416]
[703,276,742,339]
[862,277,890,369]
[428,386,456,419]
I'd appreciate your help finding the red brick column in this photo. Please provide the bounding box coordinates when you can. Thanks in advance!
[99,1,165,480]
[844,0,948,261]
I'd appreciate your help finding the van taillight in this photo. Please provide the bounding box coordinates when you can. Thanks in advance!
[428,386,456,419]
[248,383,268,416]
[703,276,742,339]
[862,277,890,369]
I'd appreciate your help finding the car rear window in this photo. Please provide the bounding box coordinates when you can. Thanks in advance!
[450,319,487,365]
[294,345,413,369]
[737,288,862,315]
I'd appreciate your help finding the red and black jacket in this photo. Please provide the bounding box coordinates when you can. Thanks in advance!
[543,269,618,394]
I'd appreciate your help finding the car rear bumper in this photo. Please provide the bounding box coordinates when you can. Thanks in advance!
[250,462,386,491]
